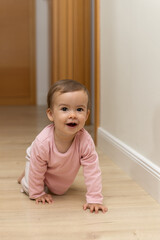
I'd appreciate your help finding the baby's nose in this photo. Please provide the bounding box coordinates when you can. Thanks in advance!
[69,110,76,118]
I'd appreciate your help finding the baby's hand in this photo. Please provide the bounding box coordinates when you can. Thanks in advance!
[83,203,108,214]
[35,193,53,204]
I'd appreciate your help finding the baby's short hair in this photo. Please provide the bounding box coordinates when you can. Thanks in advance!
[47,79,90,109]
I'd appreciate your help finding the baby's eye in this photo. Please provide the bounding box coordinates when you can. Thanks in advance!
[77,108,84,112]
[61,107,68,111]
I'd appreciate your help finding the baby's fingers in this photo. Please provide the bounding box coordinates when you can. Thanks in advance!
[83,203,95,213]
[94,205,99,214]
[45,195,53,204]
[100,205,108,213]
[35,194,53,204]
[83,203,108,214]
[89,205,95,213]
[35,197,45,204]
[83,203,89,210]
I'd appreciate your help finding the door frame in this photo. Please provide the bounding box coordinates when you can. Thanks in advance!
[94,0,100,145]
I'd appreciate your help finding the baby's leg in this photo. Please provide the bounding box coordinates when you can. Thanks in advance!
[17,170,25,184]
[20,159,30,195]
[18,144,32,195]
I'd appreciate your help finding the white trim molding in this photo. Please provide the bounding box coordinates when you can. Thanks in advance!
[98,127,160,203]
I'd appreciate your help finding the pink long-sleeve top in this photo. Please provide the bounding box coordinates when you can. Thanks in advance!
[28,124,103,204]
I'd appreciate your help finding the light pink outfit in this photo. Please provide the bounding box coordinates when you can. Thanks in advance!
[21,124,103,204]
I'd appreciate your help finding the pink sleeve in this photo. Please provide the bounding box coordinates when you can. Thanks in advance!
[80,133,103,204]
[29,139,48,199]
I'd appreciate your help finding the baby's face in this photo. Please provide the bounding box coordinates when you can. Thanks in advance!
[47,90,90,138]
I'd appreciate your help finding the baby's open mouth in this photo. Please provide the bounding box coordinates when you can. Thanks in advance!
[66,123,77,127]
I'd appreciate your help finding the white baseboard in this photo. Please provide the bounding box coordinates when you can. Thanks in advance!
[98,127,160,203]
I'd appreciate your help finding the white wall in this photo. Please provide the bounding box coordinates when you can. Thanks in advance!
[36,0,50,105]
[98,0,160,202]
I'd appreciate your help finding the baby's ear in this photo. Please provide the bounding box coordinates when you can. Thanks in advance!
[86,109,90,121]
[46,108,54,122]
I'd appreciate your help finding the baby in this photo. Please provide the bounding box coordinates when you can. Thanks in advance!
[18,79,107,213]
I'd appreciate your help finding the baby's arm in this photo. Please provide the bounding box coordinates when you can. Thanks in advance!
[29,140,49,200]
[83,203,108,214]
[35,193,53,204]
[80,131,108,213]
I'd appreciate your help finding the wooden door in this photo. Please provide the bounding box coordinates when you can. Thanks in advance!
[51,0,91,93]
[0,0,36,105]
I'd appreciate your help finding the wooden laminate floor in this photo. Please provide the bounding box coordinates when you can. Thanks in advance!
[0,106,160,240]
